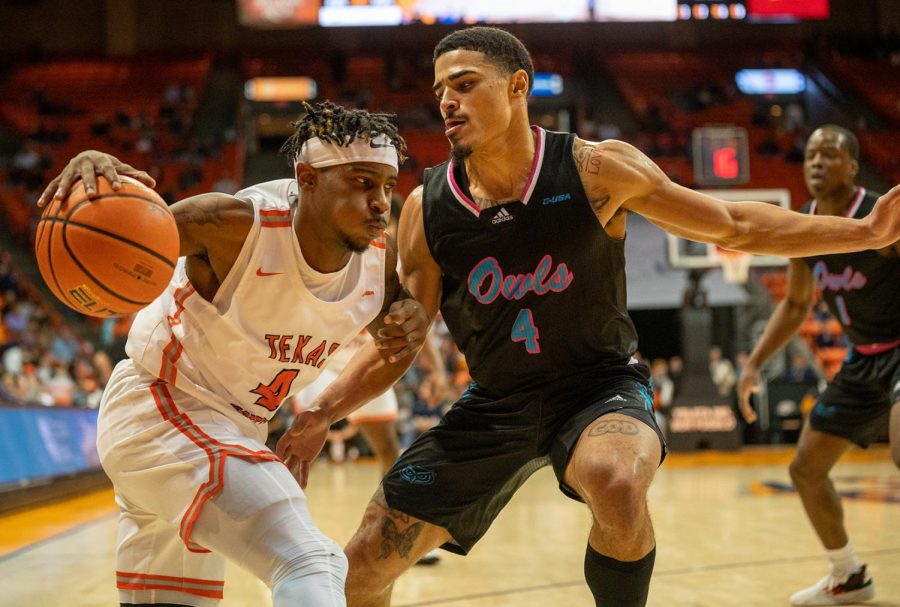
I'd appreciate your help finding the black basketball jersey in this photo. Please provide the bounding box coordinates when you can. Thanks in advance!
[800,187,900,346]
[422,128,639,394]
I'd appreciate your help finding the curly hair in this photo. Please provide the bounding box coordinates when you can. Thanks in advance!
[433,27,534,93]
[280,100,407,166]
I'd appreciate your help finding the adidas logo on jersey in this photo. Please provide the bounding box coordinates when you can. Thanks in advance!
[491,208,514,224]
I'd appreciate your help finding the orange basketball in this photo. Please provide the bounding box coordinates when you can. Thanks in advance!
[35,176,179,317]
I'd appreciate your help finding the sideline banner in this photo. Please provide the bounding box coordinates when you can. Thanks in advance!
[0,406,100,490]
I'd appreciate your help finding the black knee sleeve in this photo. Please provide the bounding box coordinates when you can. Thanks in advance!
[584,544,656,607]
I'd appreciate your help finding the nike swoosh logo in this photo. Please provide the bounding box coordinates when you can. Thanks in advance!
[256,267,283,277]
[369,140,394,149]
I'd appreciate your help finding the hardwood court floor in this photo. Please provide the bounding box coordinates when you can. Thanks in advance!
[2,446,898,607]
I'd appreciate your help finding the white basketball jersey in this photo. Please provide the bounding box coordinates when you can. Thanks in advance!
[126,178,387,424]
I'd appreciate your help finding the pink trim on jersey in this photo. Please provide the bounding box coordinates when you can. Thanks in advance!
[808,187,865,217]
[446,163,481,217]
[446,126,546,217]
[519,126,546,205]
[260,209,292,228]
[855,338,900,356]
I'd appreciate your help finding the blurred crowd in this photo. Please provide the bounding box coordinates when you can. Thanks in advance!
[0,250,113,408]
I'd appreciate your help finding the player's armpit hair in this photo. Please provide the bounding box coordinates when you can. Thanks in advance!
[280,100,407,166]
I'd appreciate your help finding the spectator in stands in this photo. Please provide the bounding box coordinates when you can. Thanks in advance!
[815,322,843,349]
[668,355,684,398]
[50,325,79,365]
[3,296,30,344]
[709,346,737,397]
[0,371,21,405]
[15,360,42,403]
[0,253,19,292]
[212,172,240,195]
[784,353,818,383]
[813,299,833,323]
[45,361,75,407]
[650,358,674,438]
[783,101,806,134]
[9,140,49,189]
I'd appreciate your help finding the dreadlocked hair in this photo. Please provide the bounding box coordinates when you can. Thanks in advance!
[280,100,407,166]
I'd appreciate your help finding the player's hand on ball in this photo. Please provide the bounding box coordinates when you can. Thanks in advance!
[38,150,156,208]
[276,407,331,489]
[375,299,430,363]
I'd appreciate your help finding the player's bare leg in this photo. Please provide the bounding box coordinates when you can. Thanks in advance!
[790,420,853,549]
[358,421,401,476]
[564,413,661,606]
[345,486,452,607]
[788,418,874,605]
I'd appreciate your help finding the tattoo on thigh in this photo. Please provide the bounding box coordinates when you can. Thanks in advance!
[373,492,412,524]
[378,517,424,560]
[588,419,640,437]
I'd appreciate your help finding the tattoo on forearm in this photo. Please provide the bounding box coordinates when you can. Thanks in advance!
[588,419,640,437]
[378,517,424,560]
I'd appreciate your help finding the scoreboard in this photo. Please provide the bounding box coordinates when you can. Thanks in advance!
[238,0,829,27]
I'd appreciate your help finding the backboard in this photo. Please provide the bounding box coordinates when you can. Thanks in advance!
[666,189,791,270]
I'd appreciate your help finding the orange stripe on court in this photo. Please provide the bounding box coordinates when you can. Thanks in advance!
[663,444,891,468]
[0,487,116,559]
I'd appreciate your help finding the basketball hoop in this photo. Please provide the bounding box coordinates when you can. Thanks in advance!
[713,246,752,284]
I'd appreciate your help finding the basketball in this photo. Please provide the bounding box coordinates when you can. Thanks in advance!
[34,176,179,317]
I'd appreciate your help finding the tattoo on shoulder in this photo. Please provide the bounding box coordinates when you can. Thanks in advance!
[186,198,226,227]
[575,143,604,176]
[588,419,640,437]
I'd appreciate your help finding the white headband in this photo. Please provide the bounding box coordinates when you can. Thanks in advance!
[294,134,398,170]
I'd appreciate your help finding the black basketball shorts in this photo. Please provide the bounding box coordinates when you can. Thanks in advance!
[381,363,667,555]
[809,345,900,447]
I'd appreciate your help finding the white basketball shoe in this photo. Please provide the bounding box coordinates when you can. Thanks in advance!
[789,565,875,605]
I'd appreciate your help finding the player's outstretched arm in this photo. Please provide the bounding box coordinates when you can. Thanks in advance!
[737,259,815,423]
[575,138,900,256]
[37,149,156,207]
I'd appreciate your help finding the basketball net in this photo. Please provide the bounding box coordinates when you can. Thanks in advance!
[713,246,752,284]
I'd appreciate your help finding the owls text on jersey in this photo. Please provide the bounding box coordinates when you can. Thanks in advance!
[126,178,388,424]
[801,187,900,347]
